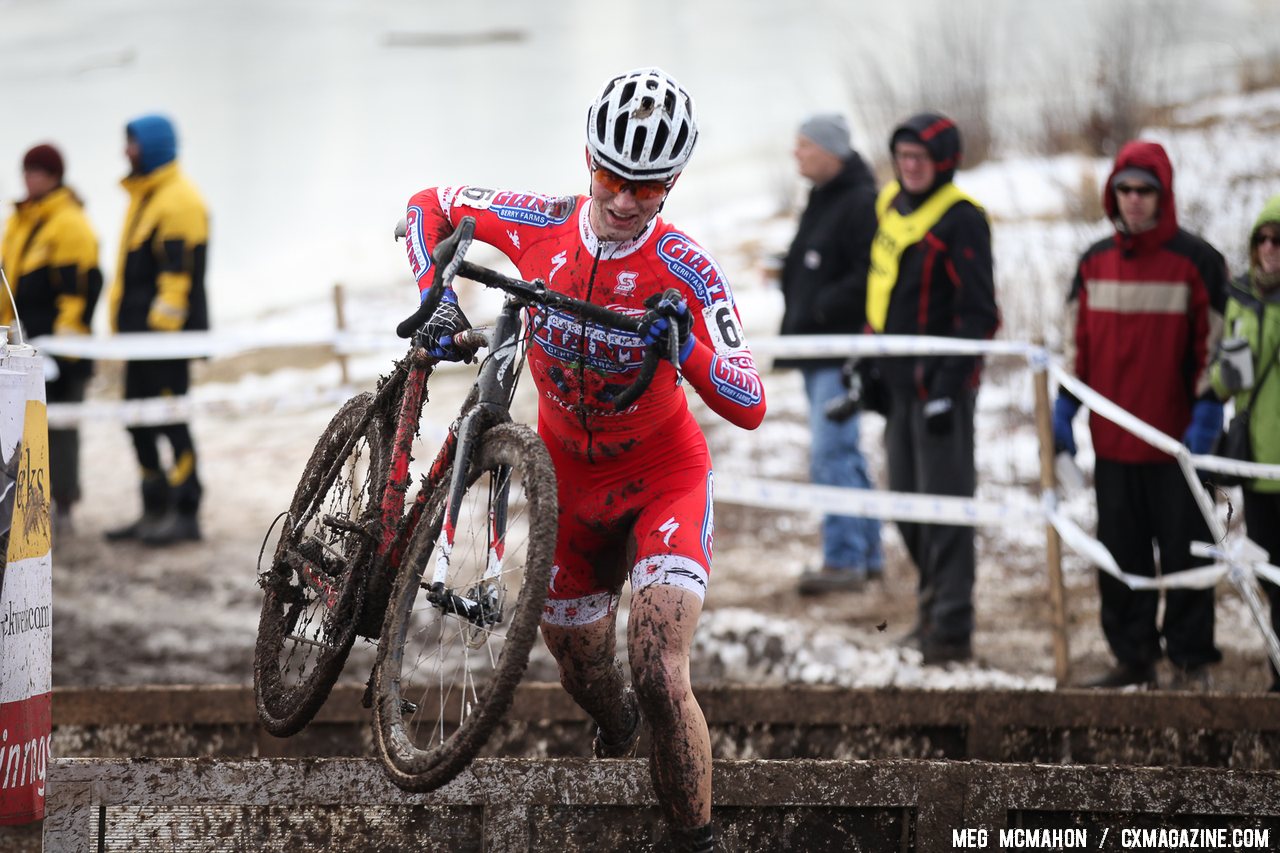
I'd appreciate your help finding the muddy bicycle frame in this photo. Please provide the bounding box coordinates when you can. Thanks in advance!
[344,216,671,637]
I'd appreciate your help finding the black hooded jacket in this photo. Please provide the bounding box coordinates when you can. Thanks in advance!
[777,152,877,369]
[876,113,998,399]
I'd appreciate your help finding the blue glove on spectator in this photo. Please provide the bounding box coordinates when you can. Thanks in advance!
[1052,396,1080,456]
[1183,399,1224,454]
[639,291,695,364]
[419,288,473,362]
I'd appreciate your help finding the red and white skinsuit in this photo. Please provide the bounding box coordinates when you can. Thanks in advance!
[405,186,766,625]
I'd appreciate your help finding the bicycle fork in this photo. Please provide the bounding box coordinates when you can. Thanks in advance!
[429,304,525,645]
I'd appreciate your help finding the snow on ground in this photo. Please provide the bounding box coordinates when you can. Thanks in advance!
[37,55,1280,693]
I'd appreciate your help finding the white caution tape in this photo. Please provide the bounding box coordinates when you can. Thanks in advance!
[46,385,357,428]
[1051,363,1280,480]
[750,333,1037,361]
[714,475,1044,528]
[34,331,1036,363]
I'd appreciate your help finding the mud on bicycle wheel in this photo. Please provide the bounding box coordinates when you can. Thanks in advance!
[373,423,556,792]
[254,392,391,737]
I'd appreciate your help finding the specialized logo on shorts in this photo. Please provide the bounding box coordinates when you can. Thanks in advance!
[702,470,714,564]
[404,205,431,285]
[656,232,732,307]
[710,353,764,407]
[507,229,521,249]
[615,271,638,295]
[531,308,646,374]
[659,516,679,546]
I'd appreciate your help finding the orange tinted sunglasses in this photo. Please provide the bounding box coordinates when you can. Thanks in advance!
[591,163,672,201]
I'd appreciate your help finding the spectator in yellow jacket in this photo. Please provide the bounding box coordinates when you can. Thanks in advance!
[104,114,210,546]
[0,143,102,534]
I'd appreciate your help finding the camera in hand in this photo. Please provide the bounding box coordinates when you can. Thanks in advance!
[824,367,863,422]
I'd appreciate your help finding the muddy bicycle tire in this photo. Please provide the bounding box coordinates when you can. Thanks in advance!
[373,423,556,792]
[254,392,390,736]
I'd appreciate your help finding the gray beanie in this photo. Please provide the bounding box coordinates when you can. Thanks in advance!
[799,113,852,159]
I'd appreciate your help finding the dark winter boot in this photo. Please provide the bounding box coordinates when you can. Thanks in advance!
[141,510,202,546]
[670,822,716,853]
[104,475,170,541]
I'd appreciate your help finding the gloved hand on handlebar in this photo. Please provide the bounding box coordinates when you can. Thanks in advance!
[638,291,695,364]
[419,288,473,362]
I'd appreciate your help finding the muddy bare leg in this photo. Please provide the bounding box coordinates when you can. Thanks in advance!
[540,612,636,742]
[628,585,710,829]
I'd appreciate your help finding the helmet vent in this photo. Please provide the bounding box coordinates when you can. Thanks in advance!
[672,123,690,160]
[631,126,648,163]
[613,111,630,153]
[652,123,670,159]
[595,107,609,144]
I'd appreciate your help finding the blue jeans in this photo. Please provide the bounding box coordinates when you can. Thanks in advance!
[802,365,882,574]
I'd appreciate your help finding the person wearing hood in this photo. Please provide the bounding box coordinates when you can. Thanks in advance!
[861,112,998,665]
[1054,140,1228,689]
[779,113,883,595]
[0,143,102,535]
[104,114,210,546]
[1209,193,1280,692]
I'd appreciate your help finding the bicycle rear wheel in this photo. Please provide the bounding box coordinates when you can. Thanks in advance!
[255,392,389,736]
[373,423,556,792]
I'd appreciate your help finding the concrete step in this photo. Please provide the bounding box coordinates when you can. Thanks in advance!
[42,756,1280,852]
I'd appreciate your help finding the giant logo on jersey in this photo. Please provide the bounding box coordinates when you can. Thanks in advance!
[657,233,733,307]
[453,187,574,228]
[710,353,763,407]
[531,308,646,374]
[404,205,431,286]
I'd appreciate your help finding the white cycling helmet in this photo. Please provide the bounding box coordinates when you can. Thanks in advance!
[586,67,699,182]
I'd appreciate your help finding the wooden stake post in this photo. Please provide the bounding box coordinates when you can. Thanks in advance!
[1033,363,1071,686]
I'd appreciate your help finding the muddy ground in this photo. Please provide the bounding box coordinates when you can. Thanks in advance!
[48,351,1278,695]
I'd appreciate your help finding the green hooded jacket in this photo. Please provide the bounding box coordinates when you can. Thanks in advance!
[1210,193,1280,492]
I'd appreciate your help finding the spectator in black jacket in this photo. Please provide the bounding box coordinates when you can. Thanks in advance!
[864,113,999,664]
[777,114,883,594]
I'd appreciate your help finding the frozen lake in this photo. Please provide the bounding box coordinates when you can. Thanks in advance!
[2,0,1277,326]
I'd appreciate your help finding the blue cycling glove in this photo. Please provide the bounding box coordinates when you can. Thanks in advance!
[420,288,473,362]
[1052,396,1081,456]
[1183,399,1224,455]
[639,292,695,364]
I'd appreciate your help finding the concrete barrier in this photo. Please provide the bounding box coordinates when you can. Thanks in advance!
[51,683,1280,768]
[42,756,1280,852]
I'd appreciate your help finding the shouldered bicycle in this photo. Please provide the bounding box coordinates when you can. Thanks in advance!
[253,215,680,792]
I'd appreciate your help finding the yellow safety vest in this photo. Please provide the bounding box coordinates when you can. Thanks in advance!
[866,180,982,332]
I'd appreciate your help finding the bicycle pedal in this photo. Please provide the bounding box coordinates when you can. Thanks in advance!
[400,699,418,716]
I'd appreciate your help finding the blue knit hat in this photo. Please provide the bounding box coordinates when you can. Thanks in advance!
[126,114,177,174]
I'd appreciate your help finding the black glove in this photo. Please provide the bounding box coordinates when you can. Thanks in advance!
[639,290,695,364]
[419,288,473,362]
[856,359,890,416]
[922,396,954,436]
[824,363,863,423]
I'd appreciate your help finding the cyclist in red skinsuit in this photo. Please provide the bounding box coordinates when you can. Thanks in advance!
[404,67,763,853]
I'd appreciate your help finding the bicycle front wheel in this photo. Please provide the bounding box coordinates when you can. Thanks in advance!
[255,392,389,736]
[374,423,556,792]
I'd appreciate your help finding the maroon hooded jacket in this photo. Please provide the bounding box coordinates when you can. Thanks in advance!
[1065,140,1227,463]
